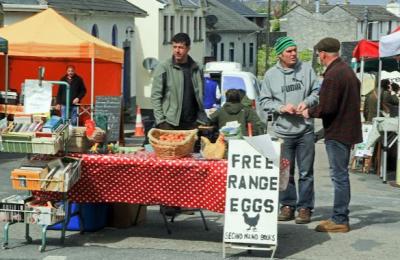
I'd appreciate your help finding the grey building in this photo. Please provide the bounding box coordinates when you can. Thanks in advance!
[281,3,400,51]
[206,0,260,74]
[216,0,267,28]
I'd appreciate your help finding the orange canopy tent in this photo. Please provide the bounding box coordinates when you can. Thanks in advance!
[0,8,124,116]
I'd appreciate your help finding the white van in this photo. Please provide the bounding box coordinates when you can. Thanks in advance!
[204,61,267,120]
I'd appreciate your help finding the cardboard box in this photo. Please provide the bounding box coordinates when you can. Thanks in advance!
[109,203,146,228]
[11,168,48,190]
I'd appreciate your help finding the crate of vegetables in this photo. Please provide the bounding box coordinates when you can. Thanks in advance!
[148,128,198,159]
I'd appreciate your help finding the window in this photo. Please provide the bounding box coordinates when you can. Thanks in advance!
[388,21,392,34]
[380,22,383,33]
[180,15,184,32]
[368,23,373,40]
[213,43,218,60]
[229,42,235,62]
[220,43,224,60]
[170,16,175,40]
[249,43,254,65]
[199,17,203,40]
[186,16,190,35]
[163,15,168,44]
[194,16,198,41]
[112,25,118,46]
[242,43,246,66]
[91,24,99,38]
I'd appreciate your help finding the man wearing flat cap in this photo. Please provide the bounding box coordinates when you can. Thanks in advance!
[260,36,319,224]
[303,37,362,233]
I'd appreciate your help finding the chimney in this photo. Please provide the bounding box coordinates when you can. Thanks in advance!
[315,0,320,13]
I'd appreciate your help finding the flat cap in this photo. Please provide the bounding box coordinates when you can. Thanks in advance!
[315,37,340,52]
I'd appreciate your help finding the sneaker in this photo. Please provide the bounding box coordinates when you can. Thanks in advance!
[295,208,311,224]
[278,206,295,221]
[315,220,350,233]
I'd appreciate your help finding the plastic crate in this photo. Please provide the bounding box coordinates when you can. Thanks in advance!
[32,137,62,154]
[25,201,65,226]
[0,195,33,223]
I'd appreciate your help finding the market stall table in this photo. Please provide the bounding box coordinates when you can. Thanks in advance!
[38,152,228,213]
[367,117,398,182]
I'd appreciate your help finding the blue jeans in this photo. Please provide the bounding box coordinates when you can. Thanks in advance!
[61,105,79,126]
[280,132,315,211]
[325,139,351,224]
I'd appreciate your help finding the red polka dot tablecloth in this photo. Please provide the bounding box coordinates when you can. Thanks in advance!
[37,153,228,213]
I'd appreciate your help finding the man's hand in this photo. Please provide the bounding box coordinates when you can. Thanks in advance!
[72,98,80,105]
[296,102,307,114]
[55,104,61,110]
[302,109,310,119]
[280,104,297,114]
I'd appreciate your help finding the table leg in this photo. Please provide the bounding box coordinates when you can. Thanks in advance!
[383,131,388,183]
[39,225,48,252]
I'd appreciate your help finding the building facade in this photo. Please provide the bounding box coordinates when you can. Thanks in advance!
[281,3,400,51]
[129,0,207,109]
[206,0,260,75]
[0,0,146,110]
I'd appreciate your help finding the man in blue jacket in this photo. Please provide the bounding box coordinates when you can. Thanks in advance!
[259,37,320,224]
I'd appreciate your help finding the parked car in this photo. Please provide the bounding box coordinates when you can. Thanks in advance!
[204,61,270,122]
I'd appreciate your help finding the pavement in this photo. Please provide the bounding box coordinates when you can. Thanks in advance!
[1,125,400,259]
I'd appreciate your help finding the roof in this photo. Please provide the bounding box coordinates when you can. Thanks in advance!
[156,0,201,8]
[216,0,260,17]
[300,4,400,22]
[0,0,41,4]
[0,0,147,16]
[0,8,123,63]
[206,0,260,32]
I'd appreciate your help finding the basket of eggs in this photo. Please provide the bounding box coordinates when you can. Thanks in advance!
[148,128,198,159]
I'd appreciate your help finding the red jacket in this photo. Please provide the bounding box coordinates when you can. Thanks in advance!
[309,58,362,145]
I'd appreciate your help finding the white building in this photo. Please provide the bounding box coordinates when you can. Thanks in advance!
[206,0,260,75]
[128,0,207,109]
[0,0,147,110]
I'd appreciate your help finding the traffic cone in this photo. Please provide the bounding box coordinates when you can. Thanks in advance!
[134,106,145,137]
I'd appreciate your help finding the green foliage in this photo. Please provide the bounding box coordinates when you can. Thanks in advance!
[257,46,315,76]
[271,18,280,32]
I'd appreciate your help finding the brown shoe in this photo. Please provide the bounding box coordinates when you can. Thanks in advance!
[278,206,295,221]
[295,208,311,224]
[315,220,350,233]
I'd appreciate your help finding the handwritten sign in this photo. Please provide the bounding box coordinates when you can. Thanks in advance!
[94,96,122,142]
[23,80,52,114]
[223,139,280,246]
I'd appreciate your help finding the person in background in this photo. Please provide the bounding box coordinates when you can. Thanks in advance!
[259,36,320,224]
[303,37,362,233]
[151,32,208,217]
[381,79,392,116]
[203,75,221,116]
[56,65,86,126]
[151,32,207,131]
[209,89,264,136]
[384,82,400,117]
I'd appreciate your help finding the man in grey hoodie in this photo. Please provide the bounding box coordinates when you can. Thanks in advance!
[260,37,319,224]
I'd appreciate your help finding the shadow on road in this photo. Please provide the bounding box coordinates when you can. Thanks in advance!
[313,205,400,231]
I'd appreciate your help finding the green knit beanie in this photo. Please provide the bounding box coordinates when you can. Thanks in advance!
[274,37,297,55]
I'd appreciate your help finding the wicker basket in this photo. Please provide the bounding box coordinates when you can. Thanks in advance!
[148,128,198,159]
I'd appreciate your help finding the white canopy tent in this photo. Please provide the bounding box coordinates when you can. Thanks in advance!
[379,28,400,186]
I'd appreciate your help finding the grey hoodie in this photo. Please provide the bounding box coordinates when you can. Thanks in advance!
[260,60,319,138]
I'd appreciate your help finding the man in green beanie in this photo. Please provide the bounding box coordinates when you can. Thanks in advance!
[259,36,320,224]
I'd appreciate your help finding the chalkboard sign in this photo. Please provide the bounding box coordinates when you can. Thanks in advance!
[94,96,122,142]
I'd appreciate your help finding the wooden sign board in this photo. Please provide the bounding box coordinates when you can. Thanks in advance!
[223,138,280,257]
[223,140,281,257]
[94,96,122,142]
